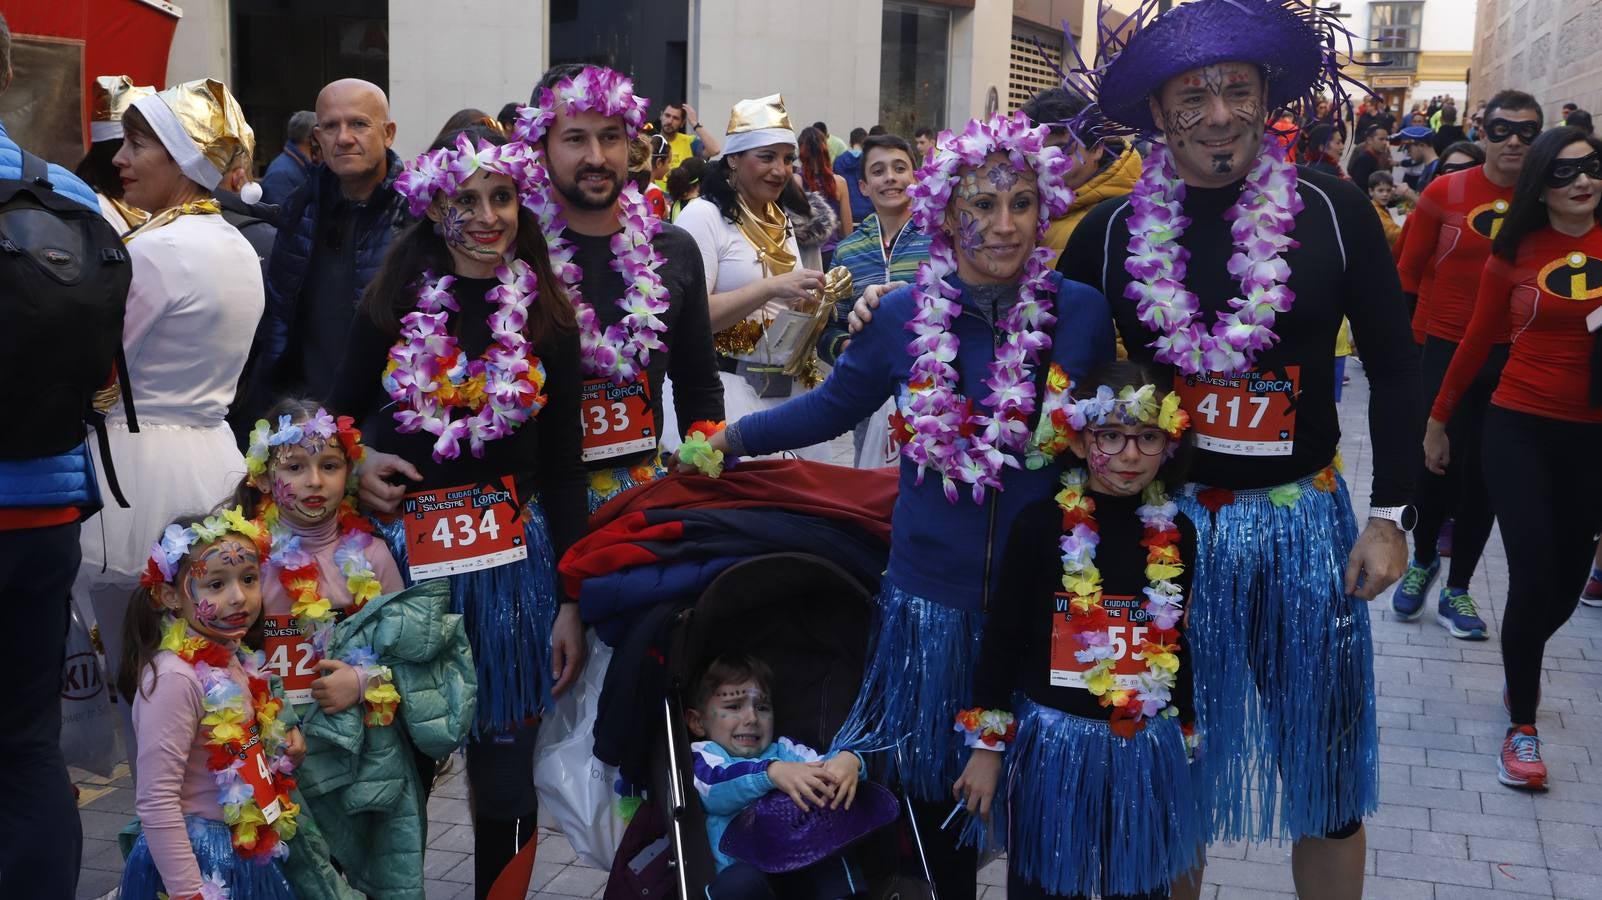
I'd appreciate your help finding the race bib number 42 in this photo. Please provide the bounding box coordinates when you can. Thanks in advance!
[402,477,527,579]
[1174,367,1300,457]
[581,377,656,462]
[261,615,318,706]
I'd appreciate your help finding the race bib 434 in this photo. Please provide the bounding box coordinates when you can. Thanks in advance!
[402,477,527,579]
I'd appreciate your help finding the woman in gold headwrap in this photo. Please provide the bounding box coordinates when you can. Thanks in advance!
[75,79,265,757]
[672,94,836,457]
[76,75,154,234]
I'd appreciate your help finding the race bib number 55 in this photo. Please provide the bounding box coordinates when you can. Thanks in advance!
[402,477,527,579]
[1050,594,1151,690]
[1174,367,1300,457]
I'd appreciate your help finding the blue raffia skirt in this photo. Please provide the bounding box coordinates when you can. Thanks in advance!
[378,501,558,734]
[830,583,984,803]
[998,697,1201,898]
[586,455,668,513]
[1177,469,1378,843]
[120,815,297,899]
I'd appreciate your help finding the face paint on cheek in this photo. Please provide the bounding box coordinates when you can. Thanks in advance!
[957,209,984,256]
[435,204,468,247]
[271,476,297,506]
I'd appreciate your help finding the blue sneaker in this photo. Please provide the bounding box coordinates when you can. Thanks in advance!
[1392,558,1439,621]
[1438,587,1488,640]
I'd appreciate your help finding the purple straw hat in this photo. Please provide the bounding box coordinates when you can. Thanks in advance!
[1093,0,1353,136]
[719,782,900,874]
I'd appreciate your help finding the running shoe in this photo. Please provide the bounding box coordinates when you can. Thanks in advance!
[1437,517,1454,558]
[1580,568,1602,609]
[1391,557,1439,621]
[1498,725,1548,790]
[1438,587,1488,640]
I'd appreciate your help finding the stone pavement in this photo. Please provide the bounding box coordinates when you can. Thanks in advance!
[75,360,1602,898]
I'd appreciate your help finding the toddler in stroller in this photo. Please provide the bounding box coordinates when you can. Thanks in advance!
[688,653,876,899]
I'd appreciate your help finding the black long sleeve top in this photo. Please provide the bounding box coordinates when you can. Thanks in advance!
[564,223,725,470]
[326,275,590,588]
[1059,165,1421,507]
[973,490,1196,724]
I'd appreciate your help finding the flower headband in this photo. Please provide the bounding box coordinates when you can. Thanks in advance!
[907,113,1074,240]
[509,65,650,146]
[140,507,267,588]
[245,410,365,479]
[1067,384,1191,440]
[393,131,549,218]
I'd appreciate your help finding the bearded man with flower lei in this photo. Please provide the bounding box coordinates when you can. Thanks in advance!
[685,111,1115,900]
[1056,2,1422,896]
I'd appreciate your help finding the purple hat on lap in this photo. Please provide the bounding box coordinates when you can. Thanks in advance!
[719,782,899,874]
[1089,0,1367,136]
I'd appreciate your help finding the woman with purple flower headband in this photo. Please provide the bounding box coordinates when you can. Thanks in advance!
[327,123,589,894]
[682,112,1115,900]
[1055,1,1422,896]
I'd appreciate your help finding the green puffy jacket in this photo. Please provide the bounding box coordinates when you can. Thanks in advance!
[294,579,477,899]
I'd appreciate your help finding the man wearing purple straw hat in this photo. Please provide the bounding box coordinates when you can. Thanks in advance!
[1057,1,1421,896]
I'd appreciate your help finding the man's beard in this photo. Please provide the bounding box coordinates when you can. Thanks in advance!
[555,167,624,211]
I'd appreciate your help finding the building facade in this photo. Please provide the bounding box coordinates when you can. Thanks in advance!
[1471,0,1602,123]
[1349,0,1476,114]
[161,0,1124,161]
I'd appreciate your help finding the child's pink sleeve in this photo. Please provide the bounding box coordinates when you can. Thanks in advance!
[370,540,406,594]
[132,665,206,896]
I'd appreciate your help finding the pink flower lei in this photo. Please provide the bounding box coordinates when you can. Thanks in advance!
[900,113,1074,504]
[509,67,669,385]
[381,262,550,462]
[1123,133,1303,377]
[393,131,549,219]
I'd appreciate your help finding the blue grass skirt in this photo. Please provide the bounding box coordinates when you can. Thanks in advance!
[586,454,668,513]
[999,698,1201,898]
[830,583,983,803]
[120,815,297,899]
[1177,470,1378,843]
[378,501,558,734]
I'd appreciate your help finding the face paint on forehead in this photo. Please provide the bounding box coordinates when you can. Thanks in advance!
[986,162,1023,192]
[957,171,984,202]
[714,686,768,702]
[214,540,256,568]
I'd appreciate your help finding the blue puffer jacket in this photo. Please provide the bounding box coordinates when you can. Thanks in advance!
[246,151,411,416]
[0,119,102,513]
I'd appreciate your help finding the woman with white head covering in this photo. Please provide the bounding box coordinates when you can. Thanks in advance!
[672,95,837,457]
[76,75,156,234]
[76,78,265,756]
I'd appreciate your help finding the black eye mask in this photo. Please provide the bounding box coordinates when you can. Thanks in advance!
[1547,151,1601,189]
[1485,118,1541,144]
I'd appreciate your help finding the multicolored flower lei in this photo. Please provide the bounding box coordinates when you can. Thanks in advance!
[140,509,267,589]
[1056,469,1186,736]
[899,113,1074,504]
[677,420,728,478]
[953,707,1018,750]
[510,66,669,386]
[245,409,365,484]
[381,261,551,462]
[1027,369,1192,468]
[1124,134,1303,377]
[160,617,301,861]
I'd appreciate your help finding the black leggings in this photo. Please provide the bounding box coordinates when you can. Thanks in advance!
[464,725,542,899]
[1483,406,1602,725]
[906,796,979,900]
[1414,337,1508,589]
[1005,868,1166,900]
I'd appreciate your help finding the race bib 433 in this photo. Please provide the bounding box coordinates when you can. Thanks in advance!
[581,377,656,462]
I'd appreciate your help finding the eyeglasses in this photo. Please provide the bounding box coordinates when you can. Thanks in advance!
[1087,428,1171,457]
[1548,151,1601,189]
[1485,118,1541,144]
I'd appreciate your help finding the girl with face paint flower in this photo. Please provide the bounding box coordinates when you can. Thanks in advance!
[116,510,349,900]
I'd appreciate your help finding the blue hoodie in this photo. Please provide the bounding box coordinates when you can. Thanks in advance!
[732,273,1113,611]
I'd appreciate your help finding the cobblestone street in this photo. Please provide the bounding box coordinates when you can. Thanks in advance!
[74,360,1602,899]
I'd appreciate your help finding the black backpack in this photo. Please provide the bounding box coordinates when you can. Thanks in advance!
[0,151,136,502]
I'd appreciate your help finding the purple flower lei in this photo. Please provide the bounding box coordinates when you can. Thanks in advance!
[508,67,667,385]
[1123,134,1304,377]
[382,260,550,462]
[393,131,550,219]
[899,113,1075,505]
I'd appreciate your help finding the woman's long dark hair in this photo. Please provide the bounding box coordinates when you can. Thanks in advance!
[797,126,838,202]
[700,155,744,225]
[361,125,576,339]
[1493,127,1602,262]
[75,140,123,198]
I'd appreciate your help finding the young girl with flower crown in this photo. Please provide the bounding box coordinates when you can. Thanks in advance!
[232,398,476,898]
[115,509,306,900]
[952,360,1200,900]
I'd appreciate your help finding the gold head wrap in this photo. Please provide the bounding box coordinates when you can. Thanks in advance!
[90,76,155,142]
[721,94,797,157]
[131,79,254,191]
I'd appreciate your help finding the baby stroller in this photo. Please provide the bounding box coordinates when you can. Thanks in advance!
[620,552,936,899]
